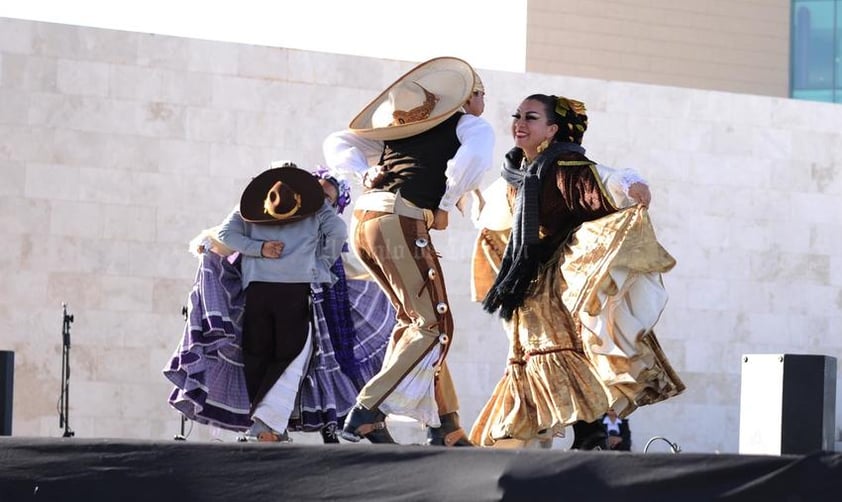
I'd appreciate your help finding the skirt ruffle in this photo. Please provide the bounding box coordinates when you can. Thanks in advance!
[469,362,534,445]
[470,347,613,445]
[565,207,685,415]
[345,278,393,387]
[163,253,251,432]
[292,285,359,431]
[525,348,612,434]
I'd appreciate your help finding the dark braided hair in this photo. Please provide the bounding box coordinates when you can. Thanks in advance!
[524,94,588,144]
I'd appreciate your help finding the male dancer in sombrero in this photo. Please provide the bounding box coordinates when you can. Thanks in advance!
[323,57,494,446]
[217,162,347,441]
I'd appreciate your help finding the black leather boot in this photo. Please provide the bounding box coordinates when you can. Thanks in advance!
[320,425,340,444]
[340,405,396,444]
[364,425,396,444]
[427,412,473,447]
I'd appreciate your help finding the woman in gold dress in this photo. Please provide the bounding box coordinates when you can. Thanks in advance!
[470,94,685,448]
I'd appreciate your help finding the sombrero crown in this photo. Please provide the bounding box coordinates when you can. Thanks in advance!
[349,57,475,141]
[239,162,324,225]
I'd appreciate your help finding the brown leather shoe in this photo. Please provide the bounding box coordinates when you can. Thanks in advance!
[256,430,290,442]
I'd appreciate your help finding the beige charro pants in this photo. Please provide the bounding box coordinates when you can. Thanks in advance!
[350,202,459,416]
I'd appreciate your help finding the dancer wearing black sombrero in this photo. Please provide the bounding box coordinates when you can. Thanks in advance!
[217,162,347,441]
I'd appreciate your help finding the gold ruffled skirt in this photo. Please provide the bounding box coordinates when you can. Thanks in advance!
[469,206,685,446]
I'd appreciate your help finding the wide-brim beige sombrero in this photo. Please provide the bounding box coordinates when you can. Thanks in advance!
[349,56,475,141]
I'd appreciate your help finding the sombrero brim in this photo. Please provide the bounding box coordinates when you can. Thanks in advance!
[348,56,475,141]
[240,166,324,225]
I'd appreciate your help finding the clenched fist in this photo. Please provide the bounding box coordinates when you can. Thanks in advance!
[261,240,284,258]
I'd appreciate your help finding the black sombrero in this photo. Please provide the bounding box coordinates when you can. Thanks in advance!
[239,163,324,225]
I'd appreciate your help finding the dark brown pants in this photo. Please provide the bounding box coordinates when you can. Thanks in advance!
[242,281,310,410]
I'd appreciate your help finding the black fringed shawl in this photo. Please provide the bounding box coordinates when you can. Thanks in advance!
[481,141,586,320]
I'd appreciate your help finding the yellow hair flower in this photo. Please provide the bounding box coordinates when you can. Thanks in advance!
[555,97,586,118]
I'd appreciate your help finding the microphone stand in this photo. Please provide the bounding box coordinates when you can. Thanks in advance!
[174,305,189,441]
[59,303,75,438]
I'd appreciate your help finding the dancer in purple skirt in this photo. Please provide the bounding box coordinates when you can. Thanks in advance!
[165,166,394,443]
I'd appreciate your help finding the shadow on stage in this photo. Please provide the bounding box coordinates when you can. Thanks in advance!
[0,437,840,501]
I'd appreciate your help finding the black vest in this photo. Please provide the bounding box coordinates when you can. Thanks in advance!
[375,112,463,210]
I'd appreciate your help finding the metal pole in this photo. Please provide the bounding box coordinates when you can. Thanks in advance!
[174,305,189,441]
[60,303,75,438]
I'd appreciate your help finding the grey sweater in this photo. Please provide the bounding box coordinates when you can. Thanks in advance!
[218,201,347,288]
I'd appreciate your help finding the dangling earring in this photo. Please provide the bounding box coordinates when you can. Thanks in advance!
[537,139,550,154]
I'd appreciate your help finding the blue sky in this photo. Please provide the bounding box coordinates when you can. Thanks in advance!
[0,0,527,72]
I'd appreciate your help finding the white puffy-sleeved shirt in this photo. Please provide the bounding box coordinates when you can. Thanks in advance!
[322,114,495,213]
[596,164,648,209]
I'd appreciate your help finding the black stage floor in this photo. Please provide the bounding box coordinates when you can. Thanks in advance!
[0,437,840,501]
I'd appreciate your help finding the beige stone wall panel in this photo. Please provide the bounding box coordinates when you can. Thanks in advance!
[526,0,790,96]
